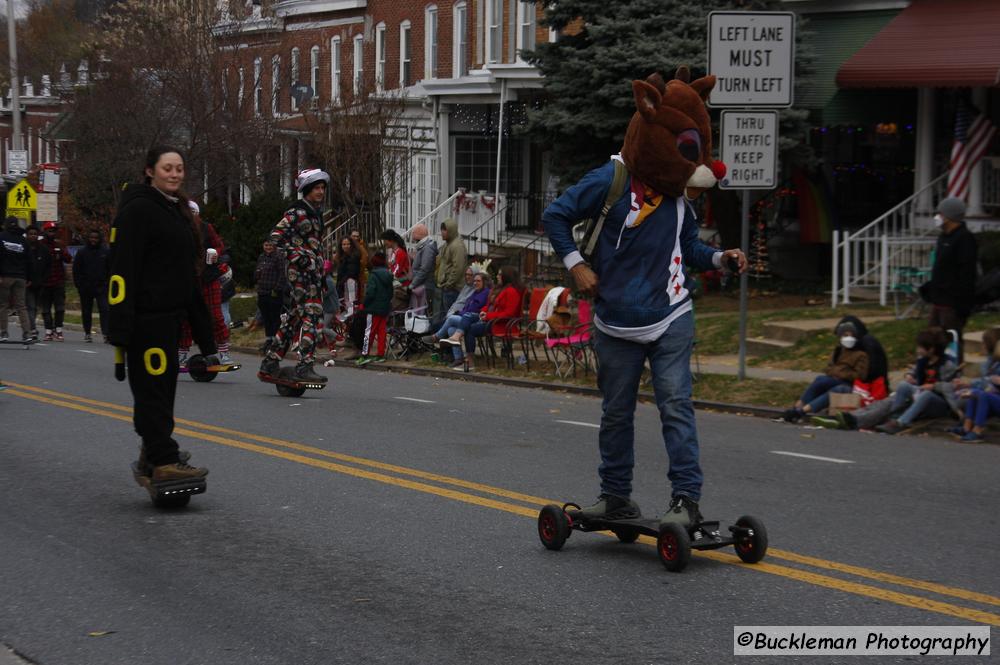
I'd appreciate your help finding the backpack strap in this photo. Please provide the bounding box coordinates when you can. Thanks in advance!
[579,160,629,262]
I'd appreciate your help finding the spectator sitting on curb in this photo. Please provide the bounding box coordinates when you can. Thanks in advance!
[874,327,958,434]
[782,316,874,423]
[946,328,1000,443]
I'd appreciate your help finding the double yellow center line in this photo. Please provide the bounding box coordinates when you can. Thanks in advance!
[7,381,1000,626]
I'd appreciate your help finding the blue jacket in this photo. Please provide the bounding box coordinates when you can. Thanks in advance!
[542,160,718,329]
[459,287,490,315]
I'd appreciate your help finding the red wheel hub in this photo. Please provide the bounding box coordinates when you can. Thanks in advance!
[660,532,678,561]
[540,515,556,542]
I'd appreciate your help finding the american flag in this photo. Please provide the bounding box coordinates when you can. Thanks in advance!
[947,102,997,200]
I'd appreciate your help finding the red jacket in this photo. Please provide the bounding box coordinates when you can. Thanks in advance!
[42,237,73,287]
[390,247,411,284]
[482,285,523,335]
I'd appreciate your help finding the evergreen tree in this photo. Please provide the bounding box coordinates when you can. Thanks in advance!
[523,0,815,185]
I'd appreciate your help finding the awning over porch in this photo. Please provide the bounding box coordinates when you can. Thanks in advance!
[836,0,1000,88]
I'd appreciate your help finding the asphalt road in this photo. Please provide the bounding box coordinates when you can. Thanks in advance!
[2,334,998,664]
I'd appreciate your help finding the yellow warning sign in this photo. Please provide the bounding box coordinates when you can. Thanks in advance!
[6,179,37,214]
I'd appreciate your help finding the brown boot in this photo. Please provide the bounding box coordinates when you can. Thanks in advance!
[152,462,209,482]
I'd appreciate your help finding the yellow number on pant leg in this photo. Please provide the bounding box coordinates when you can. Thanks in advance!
[109,275,126,305]
[144,348,167,376]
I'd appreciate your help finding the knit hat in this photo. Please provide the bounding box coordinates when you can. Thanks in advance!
[42,221,57,231]
[370,251,387,267]
[188,200,200,215]
[937,197,966,223]
[295,168,330,195]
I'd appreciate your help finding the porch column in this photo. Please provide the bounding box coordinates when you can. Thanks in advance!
[967,87,988,216]
[914,87,936,212]
[280,141,292,198]
[438,104,451,200]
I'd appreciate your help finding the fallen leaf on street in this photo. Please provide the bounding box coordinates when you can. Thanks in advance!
[88,631,116,638]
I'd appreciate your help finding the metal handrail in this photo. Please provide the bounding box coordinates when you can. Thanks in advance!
[401,190,462,240]
[844,172,948,242]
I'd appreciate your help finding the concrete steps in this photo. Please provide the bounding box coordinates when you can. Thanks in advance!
[747,316,895,356]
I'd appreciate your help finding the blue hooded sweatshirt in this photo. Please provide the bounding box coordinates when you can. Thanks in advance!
[543,160,720,337]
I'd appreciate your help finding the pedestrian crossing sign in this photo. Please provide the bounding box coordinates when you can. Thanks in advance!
[6,179,37,214]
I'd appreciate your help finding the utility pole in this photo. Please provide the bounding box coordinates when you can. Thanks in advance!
[7,0,21,151]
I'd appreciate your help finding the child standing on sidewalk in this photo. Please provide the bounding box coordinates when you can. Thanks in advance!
[357,252,392,366]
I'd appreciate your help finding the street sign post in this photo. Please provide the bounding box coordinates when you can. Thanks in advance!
[708,11,794,379]
[718,110,779,190]
[6,149,27,176]
[708,11,794,108]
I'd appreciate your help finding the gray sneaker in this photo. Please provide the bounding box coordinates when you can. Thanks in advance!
[660,495,703,528]
[577,493,641,520]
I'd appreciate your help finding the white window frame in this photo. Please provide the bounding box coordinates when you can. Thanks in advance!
[375,23,386,92]
[290,47,300,111]
[486,0,503,64]
[271,55,280,116]
[253,57,262,116]
[353,34,364,96]
[424,5,438,80]
[399,20,411,87]
[452,2,468,78]
[310,45,320,108]
[330,37,342,104]
[516,1,535,59]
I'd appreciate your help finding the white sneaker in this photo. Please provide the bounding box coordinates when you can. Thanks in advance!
[219,351,233,365]
[178,351,189,368]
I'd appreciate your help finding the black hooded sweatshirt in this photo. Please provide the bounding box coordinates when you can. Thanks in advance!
[832,315,888,385]
[107,184,213,350]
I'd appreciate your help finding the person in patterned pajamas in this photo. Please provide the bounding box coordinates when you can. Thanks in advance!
[178,200,233,369]
[258,169,330,384]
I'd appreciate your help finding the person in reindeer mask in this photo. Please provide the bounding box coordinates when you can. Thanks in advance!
[543,67,747,528]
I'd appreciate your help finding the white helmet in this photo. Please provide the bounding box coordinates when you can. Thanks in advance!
[295,168,330,195]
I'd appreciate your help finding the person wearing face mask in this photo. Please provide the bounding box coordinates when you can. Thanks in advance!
[782,317,875,423]
[920,197,977,363]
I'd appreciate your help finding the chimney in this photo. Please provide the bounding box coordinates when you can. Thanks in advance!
[23,77,33,97]
[77,60,89,86]
[41,75,51,97]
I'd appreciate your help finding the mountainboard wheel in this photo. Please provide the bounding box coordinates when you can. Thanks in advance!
[612,527,640,544]
[733,515,768,564]
[152,494,191,509]
[187,355,217,382]
[538,504,570,550]
[276,383,306,397]
[657,523,691,572]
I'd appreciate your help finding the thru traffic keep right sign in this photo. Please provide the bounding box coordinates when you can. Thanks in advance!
[718,110,778,190]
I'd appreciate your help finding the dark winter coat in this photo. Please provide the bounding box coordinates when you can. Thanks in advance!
[26,240,50,288]
[926,224,978,315]
[336,251,361,286]
[829,315,888,385]
[0,230,29,279]
[107,184,214,351]
[255,251,287,295]
[72,243,110,294]
[363,266,393,317]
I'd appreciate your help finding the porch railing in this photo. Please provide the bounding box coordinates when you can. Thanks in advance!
[832,172,947,307]
[982,156,1000,208]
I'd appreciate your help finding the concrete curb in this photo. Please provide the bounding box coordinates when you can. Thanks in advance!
[231,345,783,419]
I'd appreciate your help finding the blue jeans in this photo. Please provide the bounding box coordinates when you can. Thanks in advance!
[892,381,951,426]
[964,389,1000,427]
[454,320,489,361]
[592,311,702,500]
[435,313,477,340]
[221,300,231,326]
[800,375,852,413]
[441,289,460,316]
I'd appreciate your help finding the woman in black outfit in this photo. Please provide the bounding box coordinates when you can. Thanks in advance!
[335,236,361,319]
[107,146,216,483]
